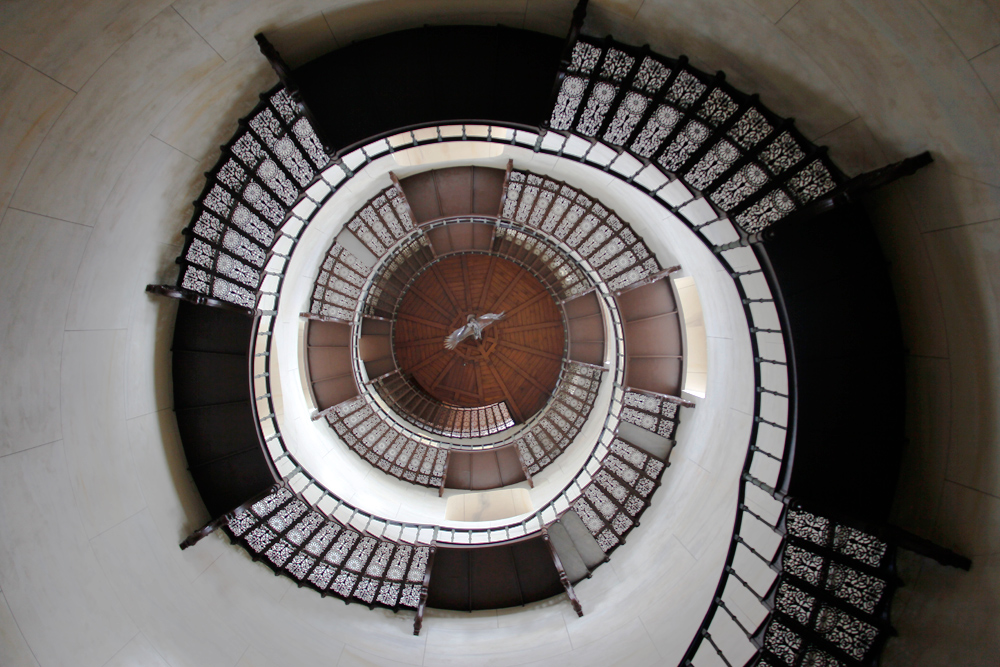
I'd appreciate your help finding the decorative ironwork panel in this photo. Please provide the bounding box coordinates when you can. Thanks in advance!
[501,170,660,292]
[567,427,671,554]
[176,84,329,309]
[515,363,600,475]
[224,486,423,611]
[324,396,446,489]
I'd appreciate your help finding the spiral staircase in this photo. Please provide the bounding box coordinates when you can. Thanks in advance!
[145,2,972,665]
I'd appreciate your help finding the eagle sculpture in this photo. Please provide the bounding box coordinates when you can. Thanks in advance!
[444,312,505,350]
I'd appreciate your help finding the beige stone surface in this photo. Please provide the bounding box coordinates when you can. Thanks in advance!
[9,9,220,225]
[0,53,74,221]
[0,0,997,665]
[66,137,196,331]
[972,44,1000,105]
[0,443,137,667]
[0,589,39,667]
[919,0,1000,59]
[0,210,89,456]
[779,1,1000,185]
[0,0,172,91]
[173,0,332,60]
[102,632,171,667]
[61,329,146,538]
[152,44,277,161]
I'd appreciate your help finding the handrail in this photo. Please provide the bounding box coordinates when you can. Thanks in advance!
[155,16,905,652]
[262,121,875,661]
[347,213,617,454]
[247,120,777,560]
[251,130,633,544]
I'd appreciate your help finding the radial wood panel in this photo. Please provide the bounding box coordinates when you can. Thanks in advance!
[394,255,565,422]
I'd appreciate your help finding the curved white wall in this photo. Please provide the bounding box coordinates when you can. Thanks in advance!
[0,1,997,666]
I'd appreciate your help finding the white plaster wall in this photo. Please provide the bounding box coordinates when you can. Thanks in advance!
[0,1,997,666]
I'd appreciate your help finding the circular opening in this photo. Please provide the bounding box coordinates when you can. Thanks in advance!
[394,254,566,423]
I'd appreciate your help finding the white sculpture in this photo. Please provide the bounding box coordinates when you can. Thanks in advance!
[444,312,505,350]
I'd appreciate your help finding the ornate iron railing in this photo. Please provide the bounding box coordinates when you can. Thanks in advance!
[546,35,847,239]
[295,204,629,492]
[178,85,329,311]
[188,109,876,657]
[372,372,516,438]
[249,124,638,549]
[151,5,910,650]
[225,483,432,611]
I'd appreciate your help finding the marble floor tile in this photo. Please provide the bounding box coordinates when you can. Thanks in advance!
[591,0,645,20]
[925,220,1000,497]
[865,183,951,358]
[103,632,170,667]
[66,137,197,331]
[275,584,421,666]
[173,0,331,61]
[639,535,730,665]
[919,0,1000,60]
[0,209,89,456]
[899,162,1000,233]
[0,589,39,667]
[152,44,276,162]
[0,442,137,667]
[126,409,226,578]
[564,535,697,647]
[337,646,418,667]
[891,356,951,539]
[0,0,172,91]
[0,53,74,220]
[971,44,1000,106]
[9,9,221,225]
[423,612,572,667]
[61,329,146,538]
[531,617,661,666]
[815,117,888,176]
[670,469,739,560]
[740,0,798,24]
[264,12,338,68]
[90,510,249,667]
[883,553,1000,667]
[933,481,1000,556]
[237,645,279,667]
[192,549,417,666]
[779,0,1000,187]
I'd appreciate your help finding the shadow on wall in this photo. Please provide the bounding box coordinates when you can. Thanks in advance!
[258,1,573,71]
[864,162,997,549]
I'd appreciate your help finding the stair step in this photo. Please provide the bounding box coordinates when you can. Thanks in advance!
[617,421,675,463]
[547,522,590,584]
[558,510,606,570]
[172,350,250,409]
[173,301,251,355]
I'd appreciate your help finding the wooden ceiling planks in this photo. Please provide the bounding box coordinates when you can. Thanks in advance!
[394,255,564,420]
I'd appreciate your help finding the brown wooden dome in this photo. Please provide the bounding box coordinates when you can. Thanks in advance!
[393,254,565,423]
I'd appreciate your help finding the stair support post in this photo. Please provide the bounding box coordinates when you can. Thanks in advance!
[542,528,585,617]
[253,32,334,156]
[179,484,280,550]
[146,284,255,316]
[413,541,438,635]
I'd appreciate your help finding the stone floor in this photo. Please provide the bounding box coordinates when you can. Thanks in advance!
[0,1,997,665]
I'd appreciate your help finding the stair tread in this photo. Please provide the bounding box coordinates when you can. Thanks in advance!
[559,510,606,569]
[547,522,590,585]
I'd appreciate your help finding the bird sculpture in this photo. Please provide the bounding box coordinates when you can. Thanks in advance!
[444,312,505,350]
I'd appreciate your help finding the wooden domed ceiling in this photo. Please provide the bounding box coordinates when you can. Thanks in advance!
[394,254,565,422]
